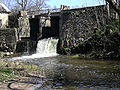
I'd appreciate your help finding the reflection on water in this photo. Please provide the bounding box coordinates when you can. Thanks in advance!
[17,56,120,90]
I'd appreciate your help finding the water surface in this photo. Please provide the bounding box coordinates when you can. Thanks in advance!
[17,56,120,90]
[9,38,120,89]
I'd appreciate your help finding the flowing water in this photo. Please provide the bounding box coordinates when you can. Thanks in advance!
[13,38,58,60]
[11,38,120,90]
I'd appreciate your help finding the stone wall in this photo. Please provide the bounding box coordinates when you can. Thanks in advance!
[18,17,30,39]
[16,40,37,55]
[58,5,113,54]
[8,13,19,28]
[0,28,17,52]
[0,13,9,28]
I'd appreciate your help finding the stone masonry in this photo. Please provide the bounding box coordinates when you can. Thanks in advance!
[0,28,17,52]
[57,5,116,54]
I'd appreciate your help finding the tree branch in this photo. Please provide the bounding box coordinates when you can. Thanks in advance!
[106,0,120,14]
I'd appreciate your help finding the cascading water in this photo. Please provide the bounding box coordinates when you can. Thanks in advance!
[13,38,58,60]
[36,38,58,55]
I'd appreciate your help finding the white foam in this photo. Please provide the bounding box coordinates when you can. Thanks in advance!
[12,38,58,60]
[12,53,58,60]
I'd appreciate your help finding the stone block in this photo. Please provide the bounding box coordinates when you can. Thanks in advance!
[0,28,17,52]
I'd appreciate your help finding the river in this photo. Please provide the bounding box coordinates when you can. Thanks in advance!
[9,38,120,90]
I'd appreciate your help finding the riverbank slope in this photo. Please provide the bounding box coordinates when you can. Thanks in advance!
[0,59,45,90]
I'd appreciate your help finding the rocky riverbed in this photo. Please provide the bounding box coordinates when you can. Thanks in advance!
[0,59,46,90]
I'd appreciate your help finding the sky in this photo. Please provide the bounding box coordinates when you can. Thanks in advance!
[46,0,105,9]
[1,0,105,10]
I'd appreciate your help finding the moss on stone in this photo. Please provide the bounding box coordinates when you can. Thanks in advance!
[71,54,79,58]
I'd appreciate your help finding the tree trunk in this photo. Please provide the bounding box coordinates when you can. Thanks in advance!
[106,0,120,30]
[106,0,120,15]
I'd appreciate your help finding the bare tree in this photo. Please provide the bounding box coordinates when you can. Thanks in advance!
[15,0,29,10]
[106,0,120,15]
[26,0,49,12]
[1,0,13,9]
[34,0,48,10]
[1,0,49,11]
[14,0,49,11]
[106,0,120,27]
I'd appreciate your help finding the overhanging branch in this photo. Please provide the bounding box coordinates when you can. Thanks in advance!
[106,0,120,14]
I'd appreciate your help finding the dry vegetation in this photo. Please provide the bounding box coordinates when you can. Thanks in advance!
[0,59,41,82]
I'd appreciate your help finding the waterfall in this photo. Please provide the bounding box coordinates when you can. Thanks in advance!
[36,38,58,55]
[13,38,58,60]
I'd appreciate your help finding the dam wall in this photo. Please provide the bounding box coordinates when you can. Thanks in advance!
[57,5,116,54]
[0,5,116,55]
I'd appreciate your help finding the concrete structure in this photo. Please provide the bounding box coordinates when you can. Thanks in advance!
[18,5,116,41]
[18,16,30,39]
[16,5,116,54]
[0,28,17,52]
[0,1,11,28]
[59,5,107,48]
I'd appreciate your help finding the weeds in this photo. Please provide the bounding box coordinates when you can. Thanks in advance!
[0,60,40,82]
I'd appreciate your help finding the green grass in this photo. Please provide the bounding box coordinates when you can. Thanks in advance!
[24,64,40,71]
[106,20,119,33]
[71,54,79,58]
[0,60,41,82]
[0,68,14,81]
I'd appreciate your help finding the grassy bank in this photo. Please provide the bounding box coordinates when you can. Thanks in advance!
[0,59,40,82]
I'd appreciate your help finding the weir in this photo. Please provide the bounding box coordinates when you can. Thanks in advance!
[36,38,58,54]
[14,38,58,60]
[15,5,114,55]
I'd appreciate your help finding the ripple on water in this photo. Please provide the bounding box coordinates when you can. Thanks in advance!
[6,55,120,90]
